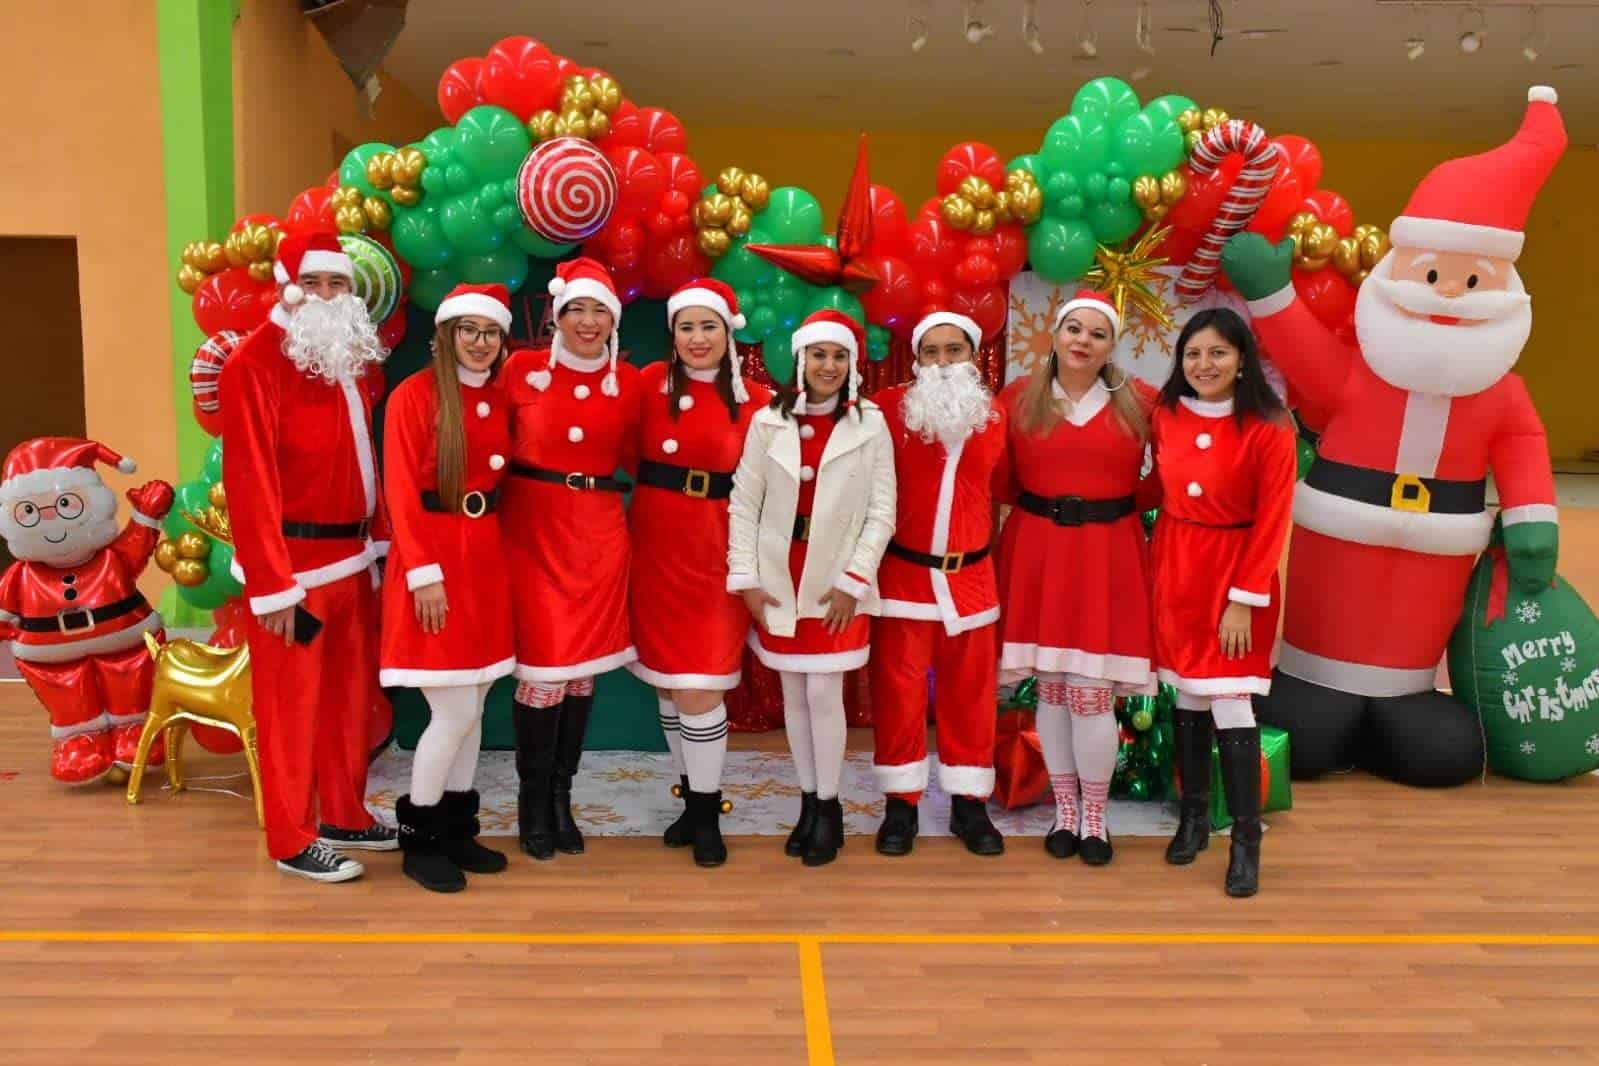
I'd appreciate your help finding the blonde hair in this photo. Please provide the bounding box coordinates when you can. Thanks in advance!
[1014,350,1149,442]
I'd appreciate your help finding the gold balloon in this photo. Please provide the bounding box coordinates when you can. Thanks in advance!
[181,241,206,269]
[560,81,596,114]
[363,196,393,230]
[1332,237,1362,276]
[201,241,228,272]
[1146,203,1169,221]
[154,540,179,572]
[175,531,211,560]
[1352,223,1379,242]
[1132,175,1162,210]
[1351,269,1370,286]
[587,111,611,139]
[559,109,591,139]
[1304,223,1338,260]
[1004,170,1042,224]
[335,204,366,234]
[1287,211,1320,237]
[247,260,274,282]
[390,148,426,186]
[331,185,360,209]
[1185,130,1204,153]
[941,194,976,230]
[171,559,208,587]
[970,209,997,235]
[958,176,996,210]
[698,193,735,227]
[740,175,770,212]
[696,229,731,259]
[717,168,748,198]
[1359,231,1390,269]
[589,75,622,113]
[176,264,206,294]
[366,153,395,190]
[1177,108,1203,133]
[1201,108,1229,130]
[391,186,421,206]
[223,232,249,268]
[1159,169,1187,204]
[528,110,560,142]
[207,482,227,510]
[727,204,753,237]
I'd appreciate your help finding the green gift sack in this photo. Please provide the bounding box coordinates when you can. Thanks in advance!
[1208,726,1292,831]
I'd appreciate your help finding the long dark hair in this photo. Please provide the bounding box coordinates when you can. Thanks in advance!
[1159,308,1287,427]
[666,310,741,422]
[430,322,505,511]
[769,347,853,424]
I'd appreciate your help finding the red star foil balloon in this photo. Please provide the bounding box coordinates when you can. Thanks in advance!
[746,134,881,294]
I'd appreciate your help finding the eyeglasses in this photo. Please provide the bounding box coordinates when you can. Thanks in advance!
[455,323,504,344]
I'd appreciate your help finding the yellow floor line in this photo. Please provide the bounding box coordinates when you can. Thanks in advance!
[797,937,836,1066]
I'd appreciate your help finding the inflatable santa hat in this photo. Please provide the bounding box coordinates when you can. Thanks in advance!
[1389,85,1567,261]
[667,277,750,403]
[790,309,867,416]
[1053,289,1121,339]
[544,256,623,396]
[1,437,136,501]
[273,229,353,307]
[435,282,513,332]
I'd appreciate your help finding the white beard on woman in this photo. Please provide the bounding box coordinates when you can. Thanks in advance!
[283,293,388,384]
[902,361,994,448]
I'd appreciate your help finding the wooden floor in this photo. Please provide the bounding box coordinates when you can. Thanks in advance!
[5,509,1599,1064]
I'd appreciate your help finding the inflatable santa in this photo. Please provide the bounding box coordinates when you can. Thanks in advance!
[1221,86,1565,787]
[0,438,174,784]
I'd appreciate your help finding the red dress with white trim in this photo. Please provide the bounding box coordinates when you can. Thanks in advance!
[627,362,770,690]
[993,377,1157,692]
[1150,396,1297,696]
[752,404,872,669]
[379,366,515,688]
[501,347,642,682]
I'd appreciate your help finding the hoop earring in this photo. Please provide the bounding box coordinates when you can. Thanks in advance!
[1103,364,1130,392]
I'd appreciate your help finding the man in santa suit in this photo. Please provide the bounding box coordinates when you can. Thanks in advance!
[221,228,397,882]
[870,311,1007,856]
[0,439,173,784]
[1221,86,1565,787]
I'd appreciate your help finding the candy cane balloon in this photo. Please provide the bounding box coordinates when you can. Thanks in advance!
[1175,119,1282,302]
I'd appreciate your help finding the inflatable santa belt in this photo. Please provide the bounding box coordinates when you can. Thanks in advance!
[15,593,149,634]
[1304,459,1486,515]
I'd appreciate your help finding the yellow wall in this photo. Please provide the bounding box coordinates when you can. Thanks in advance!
[689,126,1599,460]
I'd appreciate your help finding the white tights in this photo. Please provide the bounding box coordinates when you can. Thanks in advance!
[411,682,493,806]
[779,671,848,801]
[1175,688,1257,728]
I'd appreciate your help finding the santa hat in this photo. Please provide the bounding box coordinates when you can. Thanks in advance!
[910,310,982,354]
[435,282,512,332]
[1,437,135,500]
[1052,289,1121,339]
[1390,86,1566,262]
[545,257,624,396]
[273,229,353,307]
[790,309,866,416]
[667,278,750,403]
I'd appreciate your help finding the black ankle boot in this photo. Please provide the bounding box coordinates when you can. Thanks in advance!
[949,795,1005,856]
[802,797,844,867]
[397,796,466,893]
[786,792,819,858]
[686,788,728,867]
[1166,710,1216,866]
[875,796,919,856]
[663,775,692,848]
[440,790,508,874]
[512,700,558,861]
[553,693,593,854]
[1218,726,1263,898]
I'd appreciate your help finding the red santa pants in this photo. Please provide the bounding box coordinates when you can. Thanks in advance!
[869,616,998,802]
[248,573,379,860]
[19,638,160,735]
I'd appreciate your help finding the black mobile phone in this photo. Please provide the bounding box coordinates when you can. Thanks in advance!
[293,605,324,645]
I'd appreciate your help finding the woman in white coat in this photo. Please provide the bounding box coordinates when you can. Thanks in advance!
[727,309,896,866]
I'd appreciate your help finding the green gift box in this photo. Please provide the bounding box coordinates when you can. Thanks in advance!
[1208,725,1292,830]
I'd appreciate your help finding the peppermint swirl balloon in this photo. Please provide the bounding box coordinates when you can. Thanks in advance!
[190,330,243,414]
[516,137,617,244]
[339,233,402,324]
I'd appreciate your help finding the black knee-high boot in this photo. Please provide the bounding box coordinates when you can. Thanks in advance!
[553,692,593,854]
[1217,726,1262,898]
[1166,710,1215,865]
[512,699,558,860]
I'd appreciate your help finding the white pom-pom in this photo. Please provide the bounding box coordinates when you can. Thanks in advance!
[731,313,747,330]
[601,371,620,398]
[281,283,305,306]
[476,401,491,418]
[1529,85,1558,104]
[528,369,552,391]
[678,394,695,411]
[117,457,138,474]
[799,424,816,440]
[574,384,591,400]
[1195,433,1212,450]
[568,426,584,443]
[662,438,679,455]
[800,465,815,482]
[1186,481,1203,498]
[547,276,566,296]
[489,454,506,471]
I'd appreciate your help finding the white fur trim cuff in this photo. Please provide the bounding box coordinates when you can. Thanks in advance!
[379,657,516,688]
[792,321,858,358]
[938,762,997,798]
[1277,643,1438,698]
[50,713,111,739]
[873,758,929,794]
[131,512,163,529]
[1500,504,1558,527]
[297,249,354,279]
[833,572,872,600]
[910,312,981,353]
[513,645,637,683]
[625,661,742,691]
[551,277,621,320]
[405,564,444,591]
[1293,482,1493,557]
[1156,668,1271,697]
[725,572,762,593]
[1227,586,1271,608]
[997,643,1154,690]
[1529,85,1558,104]
[435,293,512,331]
[667,288,743,331]
[749,639,869,675]
[1390,216,1524,262]
[249,584,307,616]
[1245,283,1298,318]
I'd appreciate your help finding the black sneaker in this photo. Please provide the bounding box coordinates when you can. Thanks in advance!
[318,822,399,851]
[277,841,364,883]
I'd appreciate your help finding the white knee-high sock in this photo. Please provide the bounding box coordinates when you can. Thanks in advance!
[442,682,492,793]
[805,673,848,801]
[657,694,686,777]
[1067,684,1118,841]
[413,684,487,806]
[679,702,729,793]
[1035,674,1078,832]
[780,672,818,794]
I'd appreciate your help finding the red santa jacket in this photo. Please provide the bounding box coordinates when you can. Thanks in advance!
[1249,295,1555,557]
[220,310,389,616]
[874,383,1007,635]
[0,520,163,664]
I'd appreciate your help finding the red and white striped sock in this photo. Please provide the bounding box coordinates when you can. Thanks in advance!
[1035,675,1078,833]
[1048,772,1079,834]
[515,681,565,708]
[1081,778,1111,841]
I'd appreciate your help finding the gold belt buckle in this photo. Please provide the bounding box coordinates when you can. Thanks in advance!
[564,472,592,491]
[461,491,488,518]
[684,469,711,498]
[1391,473,1431,514]
[940,551,965,573]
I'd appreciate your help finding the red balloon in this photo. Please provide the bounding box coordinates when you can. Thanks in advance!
[192,398,222,438]
[865,185,911,258]
[952,250,999,289]
[231,213,281,235]
[437,57,484,124]
[587,217,646,272]
[284,186,336,234]
[643,234,707,301]
[907,216,962,281]
[937,142,1005,197]
[857,255,921,333]
[610,263,646,304]
[192,269,272,336]
[1301,189,1355,237]
[1247,165,1305,240]
[1166,157,1243,232]
[656,155,702,198]
[950,284,1007,340]
[644,211,676,239]
[478,36,562,120]
[1155,226,1205,266]
[1272,134,1323,192]
[378,309,408,349]
[991,224,1028,280]
[1293,267,1356,331]
[919,277,952,317]
[606,107,688,155]
[605,145,666,221]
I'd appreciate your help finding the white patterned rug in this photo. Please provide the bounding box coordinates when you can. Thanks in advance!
[364,748,1180,838]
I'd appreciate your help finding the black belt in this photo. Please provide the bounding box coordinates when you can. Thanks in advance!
[1016,491,1136,527]
[635,459,734,500]
[421,488,500,518]
[509,461,629,493]
[793,514,811,542]
[887,540,990,573]
[282,518,371,540]
[1305,457,1485,515]
[1168,514,1253,531]
[18,593,150,635]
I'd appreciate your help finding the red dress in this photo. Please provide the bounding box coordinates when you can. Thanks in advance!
[628,363,770,690]
[993,377,1157,691]
[1150,396,1297,696]
[379,367,515,688]
[752,405,872,671]
[501,348,642,682]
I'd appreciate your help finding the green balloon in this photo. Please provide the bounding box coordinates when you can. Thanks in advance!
[407,266,460,311]
[390,209,453,270]
[1296,437,1316,480]
[439,194,504,255]
[803,286,864,324]
[417,127,459,158]
[1041,115,1109,179]
[339,142,393,198]
[1006,153,1044,180]
[741,303,779,344]
[1144,94,1199,127]
[1112,112,1186,178]
[762,187,825,243]
[1027,218,1096,283]
[1071,77,1141,127]
[711,240,770,291]
[512,227,576,259]
[453,106,532,179]
[201,440,223,485]
[1087,198,1143,244]
[761,328,797,384]
[866,323,891,363]
[456,247,529,292]
[177,541,241,611]
[1042,170,1084,220]
[1083,172,1109,204]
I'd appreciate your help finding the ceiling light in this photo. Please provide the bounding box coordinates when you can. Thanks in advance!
[1077,0,1098,57]
[963,0,994,44]
[1135,0,1155,54]
[1022,0,1044,53]
[909,15,929,53]
[1458,7,1485,54]
[1131,65,1151,81]
[1406,35,1425,60]
[1521,4,1544,61]
[1459,28,1483,53]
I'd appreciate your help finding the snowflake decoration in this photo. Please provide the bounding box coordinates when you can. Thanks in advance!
[1561,657,1578,673]
[1586,735,1599,757]
[1520,740,1537,755]
[1502,669,1519,687]
[1516,601,1543,625]
[1006,287,1064,379]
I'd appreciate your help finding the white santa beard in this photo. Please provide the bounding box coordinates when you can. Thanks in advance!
[0,482,120,567]
[1355,257,1532,397]
[283,293,387,383]
[902,362,994,446]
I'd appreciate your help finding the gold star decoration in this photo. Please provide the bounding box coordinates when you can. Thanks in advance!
[1082,225,1176,333]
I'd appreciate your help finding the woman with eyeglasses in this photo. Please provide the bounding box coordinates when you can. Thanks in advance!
[380,283,517,893]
